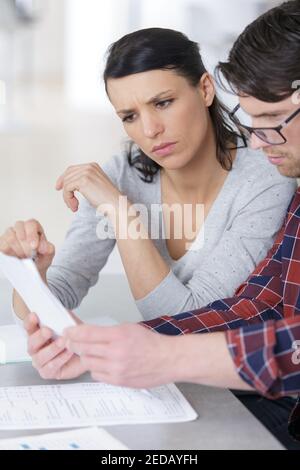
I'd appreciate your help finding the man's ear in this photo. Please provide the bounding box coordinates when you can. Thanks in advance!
[198,73,215,107]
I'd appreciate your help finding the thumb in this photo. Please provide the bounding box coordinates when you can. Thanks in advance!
[37,233,55,257]
[55,174,64,191]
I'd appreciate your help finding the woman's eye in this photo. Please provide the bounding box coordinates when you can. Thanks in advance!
[156,99,173,109]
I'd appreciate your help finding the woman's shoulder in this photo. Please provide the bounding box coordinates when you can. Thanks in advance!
[100,151,160,199]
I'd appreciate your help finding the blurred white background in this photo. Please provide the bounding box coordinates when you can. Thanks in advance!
[0,0,281,275]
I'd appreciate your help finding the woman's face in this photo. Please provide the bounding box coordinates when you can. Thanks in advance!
[107,69,215,170]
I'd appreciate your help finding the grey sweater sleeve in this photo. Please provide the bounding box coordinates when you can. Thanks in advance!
[46,196,116,309]
[136,176,296,320]
[45,155,123,310]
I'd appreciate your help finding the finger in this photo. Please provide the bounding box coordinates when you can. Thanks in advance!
[50,350,75,376]
[63,324,117,343]
[14,221,26,242]
[66,340,108,357]
[55,165,84,191]
[0,238,17,257]
[38,350,74,379]
[57,355,87,380]
[61,178,80,212]
[14,222,33,257]
[27,327,53,355]
[2,228,26,258]
[37,235,55,257]
[24,220,44,250]
[55,173,64,191]
[32,339,68,369]
[65,191,79,212]
[24,312,40,335]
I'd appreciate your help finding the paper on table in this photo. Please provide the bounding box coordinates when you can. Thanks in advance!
[0,325,31,364]
[0,427,128,450]
[0,382,198,430]
[0,253,76,336]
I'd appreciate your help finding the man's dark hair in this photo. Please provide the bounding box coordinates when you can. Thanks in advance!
[104,28,241,183]
[216,0,300,102]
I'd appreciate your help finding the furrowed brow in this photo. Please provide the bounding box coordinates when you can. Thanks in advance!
[117,90,173,115]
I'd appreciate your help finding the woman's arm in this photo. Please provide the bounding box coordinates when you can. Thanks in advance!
[110,198,170,299]
[46,195,116,310]
[56,159,295,317]
[134,178,294,319]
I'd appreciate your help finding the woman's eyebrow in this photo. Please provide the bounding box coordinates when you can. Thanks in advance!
[117,90,173,114]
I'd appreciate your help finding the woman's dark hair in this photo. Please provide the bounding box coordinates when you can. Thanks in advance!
[216,0,300,102]
[104,28,242,183]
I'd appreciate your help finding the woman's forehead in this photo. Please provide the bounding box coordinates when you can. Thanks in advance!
[107,70,188,106]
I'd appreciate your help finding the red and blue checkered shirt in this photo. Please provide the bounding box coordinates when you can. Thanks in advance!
[143,189,300,440]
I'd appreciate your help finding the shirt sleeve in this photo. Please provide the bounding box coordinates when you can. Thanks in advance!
[141,207,287,334]
[141,202,300,398]
[137,177,296,320]
[226,317,300,398]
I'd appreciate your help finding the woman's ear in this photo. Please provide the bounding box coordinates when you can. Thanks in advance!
[198,73,215,107]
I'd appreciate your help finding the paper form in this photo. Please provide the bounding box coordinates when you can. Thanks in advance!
[0,427,128,450]
[0,382,197,430]
[0,253,76,336]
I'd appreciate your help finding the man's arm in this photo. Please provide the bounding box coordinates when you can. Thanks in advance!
[226,316,300,398]
[142,220,286,335]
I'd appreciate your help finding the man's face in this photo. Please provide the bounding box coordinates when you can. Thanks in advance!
[239,94,300,178]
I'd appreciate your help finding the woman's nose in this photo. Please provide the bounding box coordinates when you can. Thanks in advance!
[141,114,164,138]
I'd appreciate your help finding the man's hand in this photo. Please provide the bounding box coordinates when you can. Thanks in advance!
[62,323,179,388]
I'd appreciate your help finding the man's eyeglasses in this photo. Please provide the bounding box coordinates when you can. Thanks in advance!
[230,104,300,146]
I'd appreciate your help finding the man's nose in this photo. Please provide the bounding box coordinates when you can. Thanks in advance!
[249,132,270,150]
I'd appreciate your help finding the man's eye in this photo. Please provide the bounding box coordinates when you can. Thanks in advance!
[122,114,135,123]
[156,99,173,109]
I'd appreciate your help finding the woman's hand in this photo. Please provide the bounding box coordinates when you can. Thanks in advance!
[25,312,87,381]
[0,220,55,277]
[62,323,178,388]
[56,163,121,214]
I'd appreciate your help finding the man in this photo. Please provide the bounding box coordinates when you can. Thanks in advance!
[25,0,300,449]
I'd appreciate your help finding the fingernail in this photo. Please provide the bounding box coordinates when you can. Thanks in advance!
[30,241,37,249]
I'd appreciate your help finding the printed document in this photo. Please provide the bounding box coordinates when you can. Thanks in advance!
[0,382,197,429]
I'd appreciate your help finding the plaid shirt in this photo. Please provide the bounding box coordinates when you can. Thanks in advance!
[143,189,300,439]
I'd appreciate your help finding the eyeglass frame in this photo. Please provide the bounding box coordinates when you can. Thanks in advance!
[229,104,300,145]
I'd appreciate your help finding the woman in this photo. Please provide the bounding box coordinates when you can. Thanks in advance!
[1,28,295,323]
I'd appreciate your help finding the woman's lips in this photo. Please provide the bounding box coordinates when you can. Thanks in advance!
[152,142,177,157]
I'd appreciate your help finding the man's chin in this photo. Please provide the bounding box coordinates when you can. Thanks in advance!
[277,165,299,179]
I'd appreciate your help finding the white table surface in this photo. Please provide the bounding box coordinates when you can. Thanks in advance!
[0,276,283,450]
